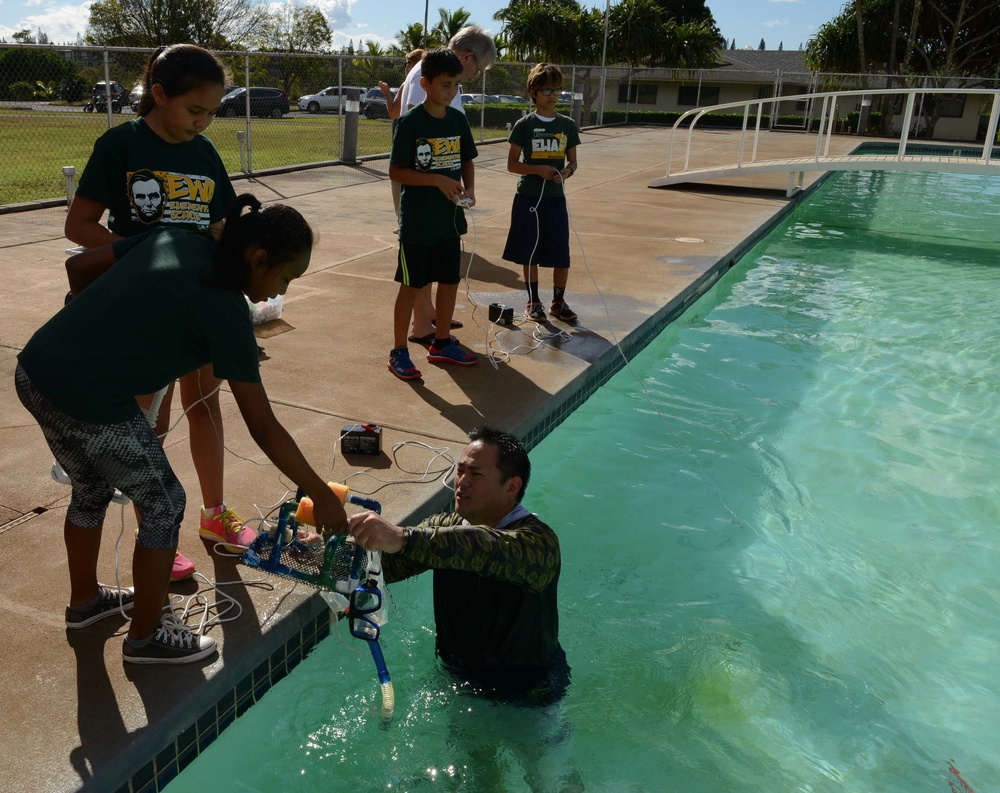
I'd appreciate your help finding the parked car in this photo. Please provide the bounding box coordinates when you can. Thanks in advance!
[297,86,367,113]
[128,84,143,104]
[83,81,127,113]
[559,91,574,104]
[361,86,397,119]
[461,93,500,105]
[497,94,527,104]
[217,87,289,118]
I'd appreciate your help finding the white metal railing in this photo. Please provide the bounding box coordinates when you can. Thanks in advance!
[665,87,1000,178]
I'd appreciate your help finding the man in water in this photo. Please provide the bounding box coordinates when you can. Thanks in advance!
[350,425,581,789]
[349,425,566,701]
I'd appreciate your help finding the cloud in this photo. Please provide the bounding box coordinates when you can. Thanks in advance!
[1,3,93,43]
[313,0,355,30]
[764,19,790,28]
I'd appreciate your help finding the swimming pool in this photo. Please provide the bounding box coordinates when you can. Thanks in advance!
[168,168,1000,792]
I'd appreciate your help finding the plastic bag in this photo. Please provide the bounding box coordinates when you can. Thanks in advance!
[247,294,284,325]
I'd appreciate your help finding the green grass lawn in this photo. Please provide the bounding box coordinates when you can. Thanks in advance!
[0,110,508,207]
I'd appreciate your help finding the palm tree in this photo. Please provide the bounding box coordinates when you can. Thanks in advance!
[393,22,440,54]
[433,7,472,45]
[493,0,584,63]
[855,0,867,86]
[353,41,386,87]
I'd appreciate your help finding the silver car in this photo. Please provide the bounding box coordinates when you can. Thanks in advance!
[297,86,368,113]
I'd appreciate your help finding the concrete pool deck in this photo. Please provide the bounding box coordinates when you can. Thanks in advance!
[0,125,863,793]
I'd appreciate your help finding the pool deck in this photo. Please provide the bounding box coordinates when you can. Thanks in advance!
[0,126,863,793]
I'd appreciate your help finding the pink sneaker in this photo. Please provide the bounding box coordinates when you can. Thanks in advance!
[199,506,256,553]
[171,550,196,582]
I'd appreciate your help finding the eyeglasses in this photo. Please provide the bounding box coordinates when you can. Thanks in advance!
[348,580,382,641]
[463,51,481,77]
[534,88,561,96]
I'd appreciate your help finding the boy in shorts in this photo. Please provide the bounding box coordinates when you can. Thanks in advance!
[502,63,581,322]
[387,48,479,380]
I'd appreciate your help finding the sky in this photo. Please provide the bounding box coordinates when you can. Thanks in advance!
[0,0,849,53]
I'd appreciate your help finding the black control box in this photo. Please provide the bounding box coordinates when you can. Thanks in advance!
[489,302,514,325]
[341,424,382,455]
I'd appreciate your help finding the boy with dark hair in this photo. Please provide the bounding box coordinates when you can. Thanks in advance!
[502,63,581,322]
[387,48,479,380]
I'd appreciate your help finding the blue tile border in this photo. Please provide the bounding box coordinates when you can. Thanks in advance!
[115,608,331,793]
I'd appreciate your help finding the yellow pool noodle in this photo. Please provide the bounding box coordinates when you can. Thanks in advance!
[295,482,350,526]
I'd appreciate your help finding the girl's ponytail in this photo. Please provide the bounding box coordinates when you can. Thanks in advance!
[201,194,313,292]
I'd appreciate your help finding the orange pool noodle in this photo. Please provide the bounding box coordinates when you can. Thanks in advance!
[295,482,350,526]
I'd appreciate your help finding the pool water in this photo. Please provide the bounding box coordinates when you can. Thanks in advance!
[169,169,1000,792]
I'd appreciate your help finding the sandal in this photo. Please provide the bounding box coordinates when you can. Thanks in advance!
[431,319,463,329]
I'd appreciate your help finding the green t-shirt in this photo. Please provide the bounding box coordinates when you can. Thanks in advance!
[383,510,562,673]
[508,112,581,197]
[76,118,236,236]
[390,104,478,244]
[18,229,260,424]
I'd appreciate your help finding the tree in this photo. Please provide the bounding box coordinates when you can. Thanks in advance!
[493,0,587,64]
[0,47,76,100]
[86,0,266,49]
[759,38,765,50]
[392,23,440,54]
[806,0,1000,78]
[433,7,472,44]
[256,2,332,54]
[12,29,35,44]
[494,0,721,65]
[353,41,387,88]
[730,38,736,49]
[253,3,333,97]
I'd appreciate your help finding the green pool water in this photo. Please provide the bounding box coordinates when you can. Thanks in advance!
[168,169,1000,792]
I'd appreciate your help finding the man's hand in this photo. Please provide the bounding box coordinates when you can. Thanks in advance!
[348,511,407,553]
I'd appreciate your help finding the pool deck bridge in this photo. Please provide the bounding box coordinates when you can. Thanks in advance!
[650,87,1000,196]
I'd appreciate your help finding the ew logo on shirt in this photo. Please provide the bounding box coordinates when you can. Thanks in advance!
[126,169,217,227]
[530,131,568,160]
[414,136,462,172]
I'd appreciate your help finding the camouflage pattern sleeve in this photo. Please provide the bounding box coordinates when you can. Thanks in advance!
[382,511,560,593]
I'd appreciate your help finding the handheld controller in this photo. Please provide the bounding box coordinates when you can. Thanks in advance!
[453,196,472,207]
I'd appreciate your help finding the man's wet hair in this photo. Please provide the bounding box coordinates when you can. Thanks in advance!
[468,426,531,502]
[421,48,464,82]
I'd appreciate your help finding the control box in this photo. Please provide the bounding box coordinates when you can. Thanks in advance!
[341,424,382,456]
[489,302,514,325]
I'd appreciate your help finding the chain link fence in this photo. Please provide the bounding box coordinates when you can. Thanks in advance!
[3,42,999,208]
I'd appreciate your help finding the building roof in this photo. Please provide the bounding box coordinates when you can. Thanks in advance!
[714,49,809,74]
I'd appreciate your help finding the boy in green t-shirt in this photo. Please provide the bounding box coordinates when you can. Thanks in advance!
[387,48,479,381]
[502,63,581,322]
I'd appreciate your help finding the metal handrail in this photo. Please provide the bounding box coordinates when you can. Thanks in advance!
[665,87,1000,178]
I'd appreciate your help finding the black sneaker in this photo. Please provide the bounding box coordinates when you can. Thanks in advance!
[122,611,218,665]
[65,585,135,628]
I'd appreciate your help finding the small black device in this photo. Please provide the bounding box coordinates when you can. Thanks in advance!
[341,424,382,455]
[489,302,514,325]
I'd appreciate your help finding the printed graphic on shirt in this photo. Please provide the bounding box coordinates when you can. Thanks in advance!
[415,136,462,172]
[529,128,568,160]
[126,168,217,227]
